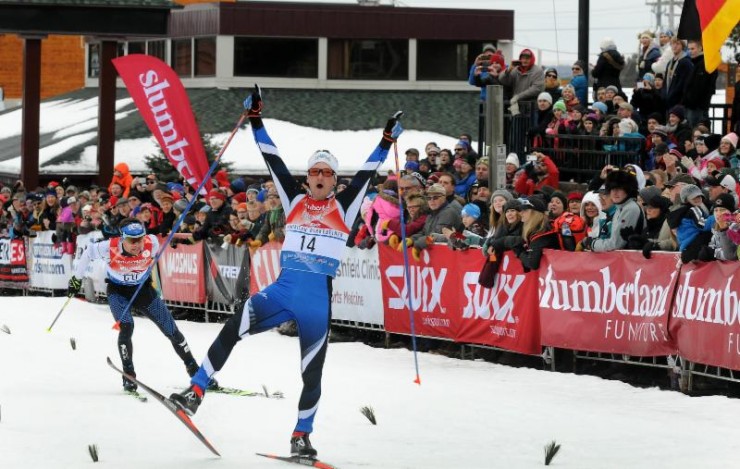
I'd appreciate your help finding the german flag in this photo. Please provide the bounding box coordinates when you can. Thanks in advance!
[678,0,740,72]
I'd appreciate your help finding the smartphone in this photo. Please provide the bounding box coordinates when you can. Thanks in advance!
[511,60,522,67]
[636,82,644,89]
[526,154,538,163]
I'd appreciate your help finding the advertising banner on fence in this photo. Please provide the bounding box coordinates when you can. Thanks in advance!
[157,240,205,303]
[0,237,28,282]
[333,247,384,325]
[28,231,73,289]
[456,252,542,355]
[73,231,107,294]
[379,244,462,338]
[539,250,679,355]
[204,242,250,305]
[670,261,740,371]
[249,242,282,295]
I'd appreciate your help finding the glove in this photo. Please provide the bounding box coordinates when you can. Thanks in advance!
[581,236,594,251]
[268,232,276,242]
[383,111,404,141]
[248,240,262,248]
[680,156,695,169]
[243,84,263,117]
[641,241,654,259]
[400,237,413,251]
[387,234,400,250]
[67,276,82,297]
[380,219,390,231]
[411,247,422,262]
[524,161,537,179]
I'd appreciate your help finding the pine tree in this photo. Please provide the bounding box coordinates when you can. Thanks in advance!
[144,133,234,182]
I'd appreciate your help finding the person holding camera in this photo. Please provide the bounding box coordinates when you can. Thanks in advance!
[497,49,545,115]
[468,44,508,102]
[513,152,559,196]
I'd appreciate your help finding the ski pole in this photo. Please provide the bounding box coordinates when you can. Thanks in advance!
[392,140,422,385]
[47,295,73,332]
[112,110,249,330]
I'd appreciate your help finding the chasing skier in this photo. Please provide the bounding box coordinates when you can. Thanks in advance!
[68,218,204,392]
[170,85,403,460]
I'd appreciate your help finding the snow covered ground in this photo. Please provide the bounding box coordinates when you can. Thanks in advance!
[1,296,739,469]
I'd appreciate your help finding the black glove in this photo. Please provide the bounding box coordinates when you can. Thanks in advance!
[642,241,654,259]
[581,236,594,251]
[524,161,537,179]
[243,84,263,117]
[383,111,404,142]
[627,234,647,250]
[67,276,82,297]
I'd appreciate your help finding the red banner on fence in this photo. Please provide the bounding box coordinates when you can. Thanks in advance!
[113,54,211,193]
[249,242,283,295]
[0,238,28,282]
[670,261,740,370]
[157,240,205,303]
[456,251,542,354]
[539,250,679,355]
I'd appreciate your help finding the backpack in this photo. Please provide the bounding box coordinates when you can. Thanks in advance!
[552,212,587,251]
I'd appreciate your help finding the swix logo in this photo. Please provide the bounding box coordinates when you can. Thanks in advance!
[461,256,525,323]
[385,250,447,313]
[162,252,198,275]
[138,70,197,188]
[218,265,240,279]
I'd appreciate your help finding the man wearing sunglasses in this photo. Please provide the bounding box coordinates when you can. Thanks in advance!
[67,218,203,393]
[171,85,403,460]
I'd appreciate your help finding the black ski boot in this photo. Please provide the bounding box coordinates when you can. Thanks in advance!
[169,384,203,416]
[290,432,318,459]
[122,372,137,392]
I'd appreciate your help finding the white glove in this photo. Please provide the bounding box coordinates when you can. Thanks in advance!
[680,156,695,169]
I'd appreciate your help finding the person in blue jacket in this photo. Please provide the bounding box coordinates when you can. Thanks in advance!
[170,86,403,460]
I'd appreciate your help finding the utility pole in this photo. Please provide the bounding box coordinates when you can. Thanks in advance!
[578,0,589,68]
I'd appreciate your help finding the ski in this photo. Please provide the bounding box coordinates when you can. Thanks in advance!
[106,357,221,457]
[124,390,148,402]
[170,385,285,399]
[256,453,339,468]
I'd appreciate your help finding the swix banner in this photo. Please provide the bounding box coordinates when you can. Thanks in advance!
[113,54,211,193]
[539,250,679,355]
[456,251,541,354]
[670,261,740,370]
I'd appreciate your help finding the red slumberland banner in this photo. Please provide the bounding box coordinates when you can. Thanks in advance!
[455,251,542,354]
[670,261,740,370]
[249,241,283,295]
[113,54,212,193]
[378,245,541,353]
[539,250,679,355]
[157,240,205,303]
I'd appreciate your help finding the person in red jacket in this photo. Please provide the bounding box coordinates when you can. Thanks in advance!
[514,152,559,196]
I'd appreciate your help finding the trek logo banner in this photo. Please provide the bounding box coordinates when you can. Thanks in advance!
[539,250,679,355]
[204,242,250,305]
[670,261,740,371]
[113,54,212,194]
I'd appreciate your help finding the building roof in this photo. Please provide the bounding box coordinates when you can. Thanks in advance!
[0,0,176,7]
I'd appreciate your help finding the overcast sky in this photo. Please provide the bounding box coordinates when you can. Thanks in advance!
[264,0,670,65]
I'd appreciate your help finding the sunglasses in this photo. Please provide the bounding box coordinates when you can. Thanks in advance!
[546,74,557,78]
[146,180,156,185]
[572,67,581,71]
[454,148,464,152]
[307,168,335,177]
[426,195,444,201]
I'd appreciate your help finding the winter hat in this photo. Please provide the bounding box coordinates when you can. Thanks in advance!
[706,157,726,170]
[230,178,246,194]
[159,192,174,203]
[651,126,669,139]
[585,113,600,124]
[580,191,602,218]
[503,199,523,212]
[664,173,695,187]
[405,148,420,158]
[66,196,77,205]
[482,43,496,53]
[721,132,739,149]
[600,37,617,51]
[642,73,656,85]
[199,205,211,213]
[552,100,567,113]
[550,191,568,209]
[173,199,189,213]
[646,195,671,212]
[605,85,619,94]
[668,105,686,121]
[476,157,489,167]
[166,182,185,195]
[639,186,662,203]
[108,195,118,207]
[573,60,587,72]
[712,193,736,212]
[461,203,482,220]
[491,189,513,204]
[232,192,247,204]
[307,150,339,173]
[505,153,520,168]
[618,102,634,112]
[647,112,665,125]
[45,188,57,197]
[604,170,639,198]
[706,173,737,193]
[115,197,129,207]
[208,189,227,202]
[405,161,420,172]
[567,191,584,201]
[521,196,548,213]
[246,184,261,195]
[590,102,607,115]
[679,184,703,204]
[537,92,553,104]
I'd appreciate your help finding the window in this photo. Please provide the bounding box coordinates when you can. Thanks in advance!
[147,40,166,61]
[88,44,100,78]
[327,39,408,80]
[171,39,192,77]
[128,41,146,55]
[195,37,216,77]
[234,38,318,78]
[417,41,474,81]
